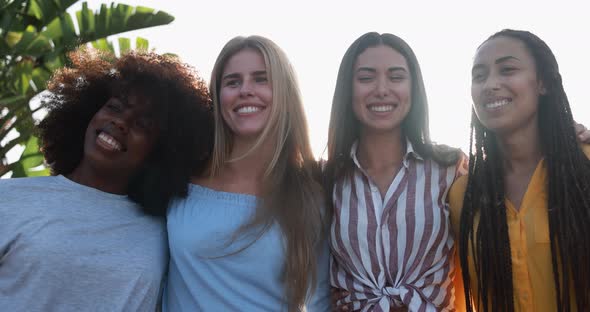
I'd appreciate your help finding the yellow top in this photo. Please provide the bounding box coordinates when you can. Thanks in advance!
[449,145,590,311]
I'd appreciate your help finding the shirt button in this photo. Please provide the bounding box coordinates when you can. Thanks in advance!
[516,251,522,258]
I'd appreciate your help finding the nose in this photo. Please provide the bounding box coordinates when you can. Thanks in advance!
[483,74,501,93]
[239,80,254,97]
[375,76,390,98]
[111,114,130,134]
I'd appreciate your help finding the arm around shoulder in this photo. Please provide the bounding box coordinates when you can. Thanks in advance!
[448,164,469,312]
[448,175,468,244]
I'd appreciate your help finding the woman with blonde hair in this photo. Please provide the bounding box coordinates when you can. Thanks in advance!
[163,36,330,311]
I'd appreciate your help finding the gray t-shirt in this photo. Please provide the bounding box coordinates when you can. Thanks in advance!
[0,175,168,312]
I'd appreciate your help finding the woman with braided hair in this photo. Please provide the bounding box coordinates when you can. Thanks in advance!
[449,29,590,311]
[329,30,590,312]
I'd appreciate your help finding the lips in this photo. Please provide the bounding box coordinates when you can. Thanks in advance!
[234,104,266,115]
[367,103,398,113]
[482,97,512,110]
[95,130,127,152]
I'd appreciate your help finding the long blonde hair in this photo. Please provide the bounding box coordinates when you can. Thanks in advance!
[209,35,327,311]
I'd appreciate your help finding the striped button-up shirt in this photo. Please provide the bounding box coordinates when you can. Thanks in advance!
[330,141,460,311]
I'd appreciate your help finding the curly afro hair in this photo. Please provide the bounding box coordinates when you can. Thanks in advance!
[37,48,214,216]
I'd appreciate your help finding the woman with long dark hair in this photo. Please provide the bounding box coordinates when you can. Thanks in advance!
[449,29,590,311]
[325,32,465,311]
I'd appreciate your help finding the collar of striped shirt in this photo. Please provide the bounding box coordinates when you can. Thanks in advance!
[350,139,424,171]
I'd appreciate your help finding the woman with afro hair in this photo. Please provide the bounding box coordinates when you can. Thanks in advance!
[0,48,213,311]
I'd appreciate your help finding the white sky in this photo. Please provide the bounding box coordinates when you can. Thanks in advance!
[4,0,589,177]
[102,0,585,158]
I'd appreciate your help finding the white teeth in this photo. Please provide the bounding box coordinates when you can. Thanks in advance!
[369,105,394,112]
[485,99,510,109]
[237,106,261,114]
[98,132,122,151]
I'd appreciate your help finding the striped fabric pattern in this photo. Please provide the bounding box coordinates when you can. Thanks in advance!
[330,142,458,312]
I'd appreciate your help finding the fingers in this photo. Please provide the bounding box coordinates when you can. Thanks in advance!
[574,122,586,134]
[330,288,350,301]
[579,130,590,144]
[574,122,590,143]
[331,288,351,311]
[332,303,351,312]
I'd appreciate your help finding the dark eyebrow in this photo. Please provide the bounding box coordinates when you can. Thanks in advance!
[222,73,240,81]
[471,64,485,74]
[111,96,131,108]
[472,56,521,74]
[356,67,376,74]
[388,67,407,73]
[356,67,407,73]
[252,70,267,76]
[495,56,520,64]
[222,71,267,80]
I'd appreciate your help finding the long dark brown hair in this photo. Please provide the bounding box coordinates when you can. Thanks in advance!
[324,32,459,194]
[459,29,590,311]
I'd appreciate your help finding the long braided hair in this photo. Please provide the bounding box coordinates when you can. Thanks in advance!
[459,29,590,311]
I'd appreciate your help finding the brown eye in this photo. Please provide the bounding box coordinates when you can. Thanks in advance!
[500,67,517,74]
[106,100,123,112]
[472,71,486,83]
[224,79,241,87]
[255,76,268,83]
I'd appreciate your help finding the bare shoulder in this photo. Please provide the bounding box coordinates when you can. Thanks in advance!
[448,175,468,210]
[190,174,222,189]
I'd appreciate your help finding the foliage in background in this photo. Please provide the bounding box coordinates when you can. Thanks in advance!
[0,0,174,177]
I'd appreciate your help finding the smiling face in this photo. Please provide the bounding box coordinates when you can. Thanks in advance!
[219,48,273,140]
[352,44,412,134]
[471,36,545,134]
[80,92,159,179]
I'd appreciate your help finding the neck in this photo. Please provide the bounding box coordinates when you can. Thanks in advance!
[225,135,275,182]
[357,127,405,170]
[67,161,129,194]
[495,121,543,174]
